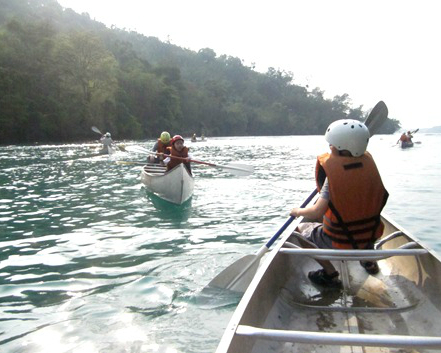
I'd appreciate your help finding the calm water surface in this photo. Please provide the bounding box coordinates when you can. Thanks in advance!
[0,134,440,352]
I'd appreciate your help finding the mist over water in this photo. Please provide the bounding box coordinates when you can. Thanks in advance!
[1,134,440,352]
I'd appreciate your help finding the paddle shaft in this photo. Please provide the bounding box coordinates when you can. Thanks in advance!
[151,151,253,174]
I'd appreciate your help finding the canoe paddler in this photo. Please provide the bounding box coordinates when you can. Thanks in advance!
[148,131,171,165]
[164,135,192,174]
[289,119,389,288]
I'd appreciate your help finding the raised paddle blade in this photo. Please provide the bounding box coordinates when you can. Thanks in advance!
[91,126,102,135]
[364,101,388,136]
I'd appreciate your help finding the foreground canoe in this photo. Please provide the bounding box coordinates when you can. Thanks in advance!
[140,163,194,204]
[216,213,441,352]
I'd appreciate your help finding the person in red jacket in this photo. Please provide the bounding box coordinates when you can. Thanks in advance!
[290,119,388,288]
[164,135,192,174]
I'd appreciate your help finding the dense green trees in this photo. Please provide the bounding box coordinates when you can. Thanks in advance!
[0,0,400,144]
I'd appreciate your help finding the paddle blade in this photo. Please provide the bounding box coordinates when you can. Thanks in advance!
[91,126,102,135]
[365,101,388,136]
[208,255,259,292]
[125,145,150,154]
[223,163,254,176]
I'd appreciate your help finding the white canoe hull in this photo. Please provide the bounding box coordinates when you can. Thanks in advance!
[140,163,194,204]
[216,213,441,352]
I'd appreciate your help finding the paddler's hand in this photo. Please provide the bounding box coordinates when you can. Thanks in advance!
[290,208,302,217]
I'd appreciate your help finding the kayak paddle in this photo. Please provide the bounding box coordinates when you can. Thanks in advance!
[91,126,102,135]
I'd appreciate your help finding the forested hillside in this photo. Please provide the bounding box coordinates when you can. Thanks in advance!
[0,0,400,143]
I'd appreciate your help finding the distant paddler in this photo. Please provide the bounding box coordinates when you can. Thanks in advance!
[100,132,114,154]
[91,126,116,154]
[148,131,172,165]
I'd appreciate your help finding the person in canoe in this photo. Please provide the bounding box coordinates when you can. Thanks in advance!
[406,130,414,143]
[397,131,413,144]
[100,132,114,154]
[148,131,171,165]
[397,132,407,144]
[191,133,197,142]
[164,135,192,174]
[289,119,389,288]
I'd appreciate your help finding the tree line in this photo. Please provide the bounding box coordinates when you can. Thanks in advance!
[0,0,400,144]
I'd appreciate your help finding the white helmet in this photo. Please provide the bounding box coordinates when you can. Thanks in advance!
[105,132,111,137]
[325,119,369,157]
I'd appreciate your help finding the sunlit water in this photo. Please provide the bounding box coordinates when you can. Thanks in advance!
[0,134,440,352]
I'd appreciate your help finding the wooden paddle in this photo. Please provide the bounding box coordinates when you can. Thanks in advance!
[124,145,254,176]
[207,101,389,292]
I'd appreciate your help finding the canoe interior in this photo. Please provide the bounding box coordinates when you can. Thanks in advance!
[219,215,441,353]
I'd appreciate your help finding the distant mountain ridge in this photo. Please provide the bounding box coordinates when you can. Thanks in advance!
[419,126,441,133]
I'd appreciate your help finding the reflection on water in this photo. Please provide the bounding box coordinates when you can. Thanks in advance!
[0,134,440,352]
[146,190,193,223]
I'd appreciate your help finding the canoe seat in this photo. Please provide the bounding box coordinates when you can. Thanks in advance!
[235,325,441,349]
[143,165,167,175]
[280,244,428,261]
[144,170,166,175]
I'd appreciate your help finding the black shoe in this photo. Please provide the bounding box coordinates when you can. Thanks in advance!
[308,269,342,288]
[360,261,379,275]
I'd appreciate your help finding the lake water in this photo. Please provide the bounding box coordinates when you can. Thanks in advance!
[0,134,440,353]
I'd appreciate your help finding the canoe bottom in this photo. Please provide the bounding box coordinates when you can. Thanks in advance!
[224,225,441,353]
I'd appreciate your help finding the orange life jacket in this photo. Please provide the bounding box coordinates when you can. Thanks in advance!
[156,139,171,155]
[399,134,407,142]
[315,152,389,249]
[166,146,190,171]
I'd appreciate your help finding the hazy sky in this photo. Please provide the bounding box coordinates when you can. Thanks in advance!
[57,0,440,129]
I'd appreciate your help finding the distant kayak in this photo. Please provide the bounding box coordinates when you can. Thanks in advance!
[399,140,414,149]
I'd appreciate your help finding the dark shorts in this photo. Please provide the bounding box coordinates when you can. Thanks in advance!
[297,222,334,249]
